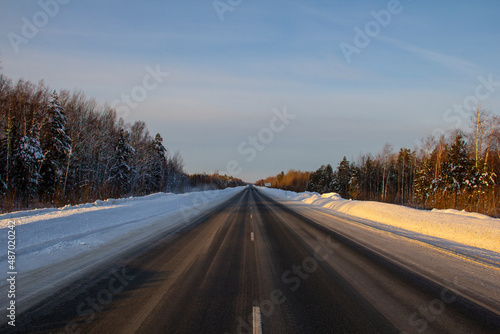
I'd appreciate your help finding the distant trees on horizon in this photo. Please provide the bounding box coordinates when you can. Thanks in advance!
[188,173,245,190]
[256,170,310,193]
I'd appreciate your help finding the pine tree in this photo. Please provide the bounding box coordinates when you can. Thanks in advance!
[307,166,321,193]
[39,91,71,202]
[108,129,135,196]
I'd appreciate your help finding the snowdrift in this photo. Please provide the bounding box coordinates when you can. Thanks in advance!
[259,187,500,254]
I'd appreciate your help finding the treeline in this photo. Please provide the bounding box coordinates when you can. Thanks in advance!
[188,173,246,190]
[307,107,499,217]
[0,74,228,213]
[256,170,310,192]
[260,107,500,217]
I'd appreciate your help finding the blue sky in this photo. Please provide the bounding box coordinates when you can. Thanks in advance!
[1,0,499,182]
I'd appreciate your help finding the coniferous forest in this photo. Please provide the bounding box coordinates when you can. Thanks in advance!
[0,74,243,213]
[258,108,500,217]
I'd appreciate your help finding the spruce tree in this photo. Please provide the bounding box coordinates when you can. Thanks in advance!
[434,134,473,208]
[323,164,334,193]
[333,156,351,199]
[149,133,167,192]
[307,165,334,194]
[470,159,496,212]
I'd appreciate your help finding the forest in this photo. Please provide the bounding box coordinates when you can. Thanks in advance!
[258,107,500,217]
[3,71,498,217]
[0,74,243,213]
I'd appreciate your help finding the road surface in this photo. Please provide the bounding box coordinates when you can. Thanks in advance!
[6,187,500,333]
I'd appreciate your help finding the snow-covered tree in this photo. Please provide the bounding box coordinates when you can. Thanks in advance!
[39,91,71,202]
[108,128,135,195]
[468,159,496,211]
[414,158,431,206]
[12,126,44,203]
[432,134,473,208]
[0,74,190,211]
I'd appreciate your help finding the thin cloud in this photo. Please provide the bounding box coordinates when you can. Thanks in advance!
[379,37,484,76]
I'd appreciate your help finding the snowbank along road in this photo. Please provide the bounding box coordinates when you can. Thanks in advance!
[1,186,500,333]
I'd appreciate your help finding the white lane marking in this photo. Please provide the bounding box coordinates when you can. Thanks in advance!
[253,306,262,334]
[251,232,254,241]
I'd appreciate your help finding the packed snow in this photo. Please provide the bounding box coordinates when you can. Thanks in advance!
[259,187,500,255]
[0,187,245,320]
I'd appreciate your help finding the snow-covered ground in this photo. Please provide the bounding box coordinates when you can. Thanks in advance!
[259,187,500,256]
[1,187,245,276]
[0,187,245,319]
[1,185,499,323]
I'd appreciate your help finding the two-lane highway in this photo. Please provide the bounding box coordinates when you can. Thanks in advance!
[7,187,500,333]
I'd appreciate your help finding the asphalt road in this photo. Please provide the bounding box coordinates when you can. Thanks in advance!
[7,187,500,333]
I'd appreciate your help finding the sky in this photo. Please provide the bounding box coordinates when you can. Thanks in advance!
[1,0,499,182]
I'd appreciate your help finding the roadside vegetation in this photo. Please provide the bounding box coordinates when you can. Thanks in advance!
[259,108,500,217]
